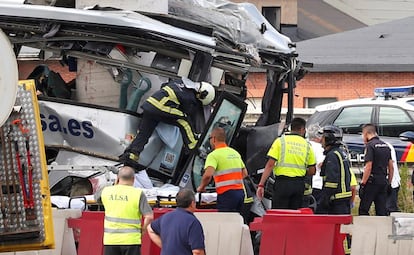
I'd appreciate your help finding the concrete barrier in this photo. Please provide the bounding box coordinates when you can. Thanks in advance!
[347,214,414,255]
[194,212,253,255]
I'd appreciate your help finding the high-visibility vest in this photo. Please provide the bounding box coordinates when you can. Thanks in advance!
[101,185,143,245]
[268,134,315,177]
[205,146,245,194]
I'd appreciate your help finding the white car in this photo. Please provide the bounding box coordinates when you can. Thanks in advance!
[307,86,414,167]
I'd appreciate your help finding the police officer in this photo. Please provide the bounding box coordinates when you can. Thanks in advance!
[256,117,316,210]
[359,124,394,216]
[119,78,215,168]
[316,125,352,214]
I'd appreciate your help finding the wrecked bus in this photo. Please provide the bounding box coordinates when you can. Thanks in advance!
[0,0,308,205]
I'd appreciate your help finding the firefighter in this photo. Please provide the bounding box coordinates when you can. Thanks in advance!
[316,125,352,214]
[119,78,215,169]
[317,125,352,255]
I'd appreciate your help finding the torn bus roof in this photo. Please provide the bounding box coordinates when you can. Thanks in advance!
[0,3,262,75]
[0,1,298,73]
[168,0,295,55]
[0,3,215,47]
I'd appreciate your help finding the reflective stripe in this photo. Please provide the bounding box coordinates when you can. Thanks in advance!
[325,182,338,188]
[214,168,244,193]
[147,96,184,116]
[162,86,180,105]
[334,151,352,200]
[177,119,197,149]
[243,183,254,203]
[327,151,352,200]
[343,237,351,255]
[215,179,243,188]
[278,136,308,172]
[104,228,141,233]
[147,86,184,117]
[304,182,312,195]
[335,151,347,197]
[215,169,243,187]
[215,168,242,176]
[333,191,352,199]
[244,197,254,203]
[304,189,312,196]
[105,216,140,225]
[277,162,307,171]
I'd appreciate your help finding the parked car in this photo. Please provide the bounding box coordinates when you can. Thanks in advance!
[307,86,414,171]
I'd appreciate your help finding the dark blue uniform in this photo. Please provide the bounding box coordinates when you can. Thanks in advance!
[126,79,201,156]
[316,146,351,215]
[316,145,352,254]
[359,136,391,216]
[150,208,205,255]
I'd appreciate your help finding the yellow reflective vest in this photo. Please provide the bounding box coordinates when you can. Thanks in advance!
[267,134,316,177]
[101,185,143,245]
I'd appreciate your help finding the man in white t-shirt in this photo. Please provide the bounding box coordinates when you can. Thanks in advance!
[307,124,325,202]
[385,142,401,214]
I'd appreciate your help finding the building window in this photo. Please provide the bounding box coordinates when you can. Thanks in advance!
[305,97,337,108]
[262,6,281,32]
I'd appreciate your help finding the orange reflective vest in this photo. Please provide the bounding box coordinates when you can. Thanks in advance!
[205,145,245,194]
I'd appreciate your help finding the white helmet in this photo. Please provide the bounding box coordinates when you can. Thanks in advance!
[197,82,215,105]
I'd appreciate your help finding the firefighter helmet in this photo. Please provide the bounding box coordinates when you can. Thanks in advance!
[197,82,215,105]
[319,125,343,146]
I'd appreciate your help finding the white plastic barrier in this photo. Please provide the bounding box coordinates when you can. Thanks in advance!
[349,214,414,255]
[1,209,82,255]
[194,212,253,255]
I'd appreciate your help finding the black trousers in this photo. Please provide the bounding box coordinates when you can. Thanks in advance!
[271,177,305,210]
[104,245,141,255]
[359,183,387,216]
[329,199,351,214]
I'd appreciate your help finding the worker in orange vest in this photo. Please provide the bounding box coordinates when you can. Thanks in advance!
[197,127,248,212]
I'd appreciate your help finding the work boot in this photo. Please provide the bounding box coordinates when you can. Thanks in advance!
[119,152,141,170]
